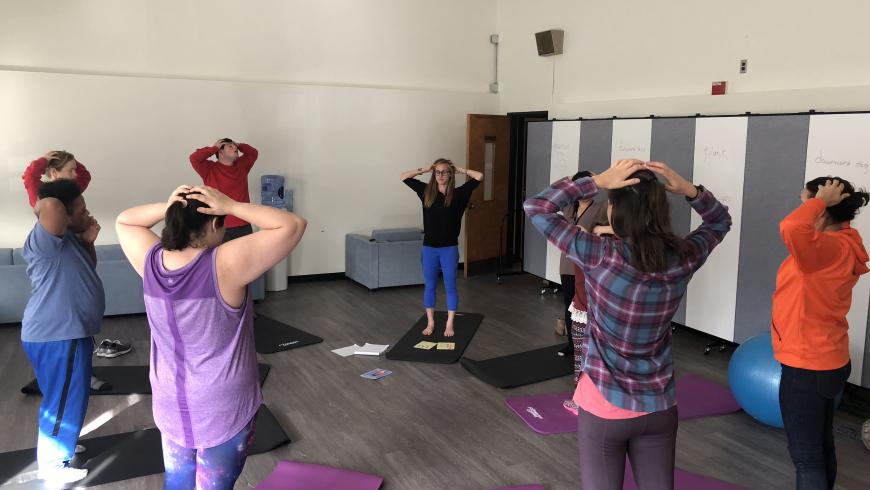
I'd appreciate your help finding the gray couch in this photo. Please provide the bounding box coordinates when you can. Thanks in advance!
[0,244,265,324]
[345,228,425,289]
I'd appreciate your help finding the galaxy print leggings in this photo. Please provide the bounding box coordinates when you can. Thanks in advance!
[161,416,256,490]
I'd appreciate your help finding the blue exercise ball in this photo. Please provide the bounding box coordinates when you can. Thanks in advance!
[728,332,784,428]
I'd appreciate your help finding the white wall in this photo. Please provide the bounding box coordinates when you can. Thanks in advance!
[496,0,870,118]
[0,1,498,275]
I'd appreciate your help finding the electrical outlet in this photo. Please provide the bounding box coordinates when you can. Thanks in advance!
[489,82,500,94]
[740,59,748,74]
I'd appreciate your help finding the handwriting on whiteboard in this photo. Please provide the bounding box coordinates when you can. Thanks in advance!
[703,145,729,165]
[813,150,870,174]
[617,141,648,155]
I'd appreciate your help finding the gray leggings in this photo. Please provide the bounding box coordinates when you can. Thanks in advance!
[577,405,678,490]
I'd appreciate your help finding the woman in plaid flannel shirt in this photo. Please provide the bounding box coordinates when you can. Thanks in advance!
[525,159,731,490]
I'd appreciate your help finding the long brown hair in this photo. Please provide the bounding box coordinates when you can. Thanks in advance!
[608,169,690,273]
[45,151,76,176]
[424,158,455,208]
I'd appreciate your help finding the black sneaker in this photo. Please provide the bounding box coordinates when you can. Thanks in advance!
[556,343,574,357]
[95,339,133,358]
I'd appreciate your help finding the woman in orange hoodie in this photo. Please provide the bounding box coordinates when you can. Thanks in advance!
[772,177,869,490]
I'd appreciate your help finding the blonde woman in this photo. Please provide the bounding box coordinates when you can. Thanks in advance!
[400,158,483,337]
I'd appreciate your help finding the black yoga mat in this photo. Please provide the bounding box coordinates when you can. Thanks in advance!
[255,315,323,354]
[0,404,290,488]
[385,312,483,364]
[20,363,272,396]
[460,344,573,389]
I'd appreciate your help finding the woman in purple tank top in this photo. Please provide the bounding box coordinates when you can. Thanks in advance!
[116,185,306,490]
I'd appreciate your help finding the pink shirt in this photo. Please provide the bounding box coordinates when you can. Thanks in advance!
[573,373,649,420]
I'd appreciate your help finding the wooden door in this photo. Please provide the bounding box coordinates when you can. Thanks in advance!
[464,114,510,276]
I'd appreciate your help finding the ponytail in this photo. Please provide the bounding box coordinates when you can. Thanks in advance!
[160,196,226,251]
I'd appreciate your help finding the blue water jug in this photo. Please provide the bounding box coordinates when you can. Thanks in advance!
[261,175,285,209]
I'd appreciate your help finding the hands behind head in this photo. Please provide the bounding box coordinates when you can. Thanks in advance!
[591,159,645,190]
[815,179,850,207]
[167,185,192,209]
[588,160,697,198]
[185,185,235,216]
[43,151,60,162]
[646,161,697,198]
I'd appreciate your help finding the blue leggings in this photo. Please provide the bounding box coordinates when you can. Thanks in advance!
[162,415,256,490]
[22,337,93,469]
[421,245,459,311]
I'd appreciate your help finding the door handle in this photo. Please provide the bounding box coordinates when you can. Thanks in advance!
[469,203,476,209]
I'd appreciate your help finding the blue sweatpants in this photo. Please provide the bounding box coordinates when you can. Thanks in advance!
[421,245,459,311]
[22,337,93,468]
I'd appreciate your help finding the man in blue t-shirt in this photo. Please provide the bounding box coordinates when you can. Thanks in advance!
[22,179,104,484]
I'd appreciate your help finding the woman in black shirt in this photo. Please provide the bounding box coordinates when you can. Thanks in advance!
[401,158,483,336]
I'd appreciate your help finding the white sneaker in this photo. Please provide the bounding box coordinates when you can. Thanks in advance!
[38,465,88,484]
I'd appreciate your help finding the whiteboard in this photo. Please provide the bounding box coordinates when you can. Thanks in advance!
[685,117,748,342]
[805,113,870,385]
[546,121,582,283]
[611,119,652,162]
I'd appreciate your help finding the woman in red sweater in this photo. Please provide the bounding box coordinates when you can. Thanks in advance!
[772,177,869,489]
[22,151,91,207]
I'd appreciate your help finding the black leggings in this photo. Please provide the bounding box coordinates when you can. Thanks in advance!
[577,405,678,490]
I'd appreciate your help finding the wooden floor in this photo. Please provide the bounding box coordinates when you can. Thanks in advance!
[1,273,869,489]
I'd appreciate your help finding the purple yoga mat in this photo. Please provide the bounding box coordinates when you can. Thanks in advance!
[491,486,546,490]
[505,391,576,435]
[506,374,741,435]
[256,461,384,490]
[623,460,747,490]
[675,373,741,420]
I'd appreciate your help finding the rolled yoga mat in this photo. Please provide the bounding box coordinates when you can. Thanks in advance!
[385,312,483,364]
[256,461,384,490]
[461,344,573,389]
[506,374,741,435]
[0,404,289,488]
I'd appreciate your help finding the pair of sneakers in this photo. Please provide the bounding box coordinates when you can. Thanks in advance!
[94,339,133,358]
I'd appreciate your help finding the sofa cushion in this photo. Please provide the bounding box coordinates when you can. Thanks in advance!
[0,249,12,266]
[95,244,128,261]
[12,245,128,264]
[371,228,422,242]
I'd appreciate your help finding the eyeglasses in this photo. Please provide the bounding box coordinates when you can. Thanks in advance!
[434,170,453,176]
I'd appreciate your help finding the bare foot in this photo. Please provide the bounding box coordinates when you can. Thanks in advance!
[444,323,455,337]
[422,323,435,336]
